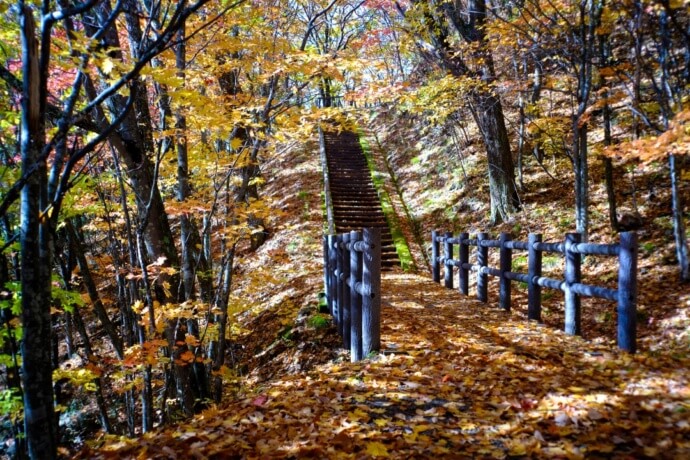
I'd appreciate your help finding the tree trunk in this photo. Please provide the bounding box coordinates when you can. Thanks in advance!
[19,5,57,458]
[66,221,124,359]
[470,91,519,224]
[669,154,690,281]
[574,119,589,239]
[428,0,519,224]
[658,9,690,281]
[600,34,619,232]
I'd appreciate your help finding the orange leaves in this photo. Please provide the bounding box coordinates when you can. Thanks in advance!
[121,339,169,368]
[605,109,690,163]
[174,350,196,366]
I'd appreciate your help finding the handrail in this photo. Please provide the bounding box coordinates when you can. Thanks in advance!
[324,228,381,362]
[431,230,638,353]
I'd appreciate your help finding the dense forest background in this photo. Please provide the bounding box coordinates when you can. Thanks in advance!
[1,0,689,458]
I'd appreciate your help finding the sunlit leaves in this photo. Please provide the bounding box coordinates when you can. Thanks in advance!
[604,109,690,163]
[53,366,100,393]
[397,74,489,125]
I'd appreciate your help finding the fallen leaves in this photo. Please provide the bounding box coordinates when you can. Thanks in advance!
[78,272,690,459]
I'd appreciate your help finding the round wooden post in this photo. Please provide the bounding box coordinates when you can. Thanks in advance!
[459,232,469,295]
[350,230,363,362]
[431,230,440,282]
[477,233,488,302]
[499,233,512,311]
[618,232,638,353]
[564,233,582,335]
[327,234,337,318]
[528,233,542,321]
[341,233,351,349]
[335,234,344,339]
[362,228,381,357]
[323,236,328,296]
[444,231,454,289]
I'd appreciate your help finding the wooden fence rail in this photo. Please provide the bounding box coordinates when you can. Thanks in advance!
[431,230,638,353]
[324,228,382,361]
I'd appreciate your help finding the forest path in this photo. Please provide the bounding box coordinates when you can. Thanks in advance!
[91,271,690,459]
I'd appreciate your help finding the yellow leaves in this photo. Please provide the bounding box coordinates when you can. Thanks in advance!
[101,58,114,75]
[174,350,196,365]
[347,408,370,422]
[230,137,244,151]
[132,300,145,315]
[53,366,100,392]
[141,66,183,88]
[397,74,488,125]
[568,386,587,393]
[365,441,389,457]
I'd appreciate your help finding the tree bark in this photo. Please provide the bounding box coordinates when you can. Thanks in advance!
[19,5,57,458]
[470,91,519,224]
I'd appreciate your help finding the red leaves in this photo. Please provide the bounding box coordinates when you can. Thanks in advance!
[251,394,269,407]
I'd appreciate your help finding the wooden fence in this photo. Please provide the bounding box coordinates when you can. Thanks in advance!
[323,228,382,361]
[431,230,638,353]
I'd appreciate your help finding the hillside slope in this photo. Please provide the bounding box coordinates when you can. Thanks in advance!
[78,126,690,459]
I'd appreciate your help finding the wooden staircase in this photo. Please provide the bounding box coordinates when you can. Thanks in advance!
[323,131,399,269]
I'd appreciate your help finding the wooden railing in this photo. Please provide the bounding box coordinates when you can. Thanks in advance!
[431,230,638,353]
[324,228,382,361]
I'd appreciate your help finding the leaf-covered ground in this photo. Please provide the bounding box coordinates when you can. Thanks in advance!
[75,128,690,459]
[80,269,689,459]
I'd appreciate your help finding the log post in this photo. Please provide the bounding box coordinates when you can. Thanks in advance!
[499,233,512,311]
[528,233,542,321]
[444,231,454,289]
[341,232,351,349]
[477,233,488,302]
[327,234,337,318]
[350,230,363,362]
[431,230,440,282]
[617,232,638,353]
[323,236,328,307]
[564,233,582,335]
[459,232,469,295]
[335,234,343,339]
[362,228,381,358]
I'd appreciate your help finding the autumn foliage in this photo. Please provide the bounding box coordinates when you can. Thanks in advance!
[1,0,690,458]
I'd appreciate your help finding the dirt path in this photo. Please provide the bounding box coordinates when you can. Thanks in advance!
[85,270,690,459]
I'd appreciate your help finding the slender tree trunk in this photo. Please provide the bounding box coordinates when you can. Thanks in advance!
[599,33,619,231]
[572,0,602,241]
[658,9,690,281]
[574,119,589,239]
[19,5,57,458]
[211,245,235,402]
[68,306,114,433]
[669,154,690,281]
